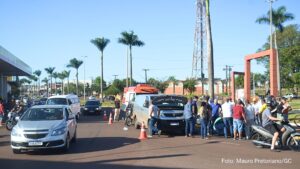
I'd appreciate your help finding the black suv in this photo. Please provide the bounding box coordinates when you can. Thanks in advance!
[82,100,102,115]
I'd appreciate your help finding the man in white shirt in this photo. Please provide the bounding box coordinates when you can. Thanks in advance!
[253,97,262,125]
[148,100,161,137]
[244,99,255,139]
[221,98,233,138]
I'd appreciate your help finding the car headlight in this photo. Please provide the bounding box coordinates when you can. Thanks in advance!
[11,128,22,137]
[96,108,99,110]
[51,126,67,136]
[84,108,88,110]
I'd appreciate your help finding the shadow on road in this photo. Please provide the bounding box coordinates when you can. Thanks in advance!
[25,137,140,155]
[0,154,188,169]
[0,140,10,147]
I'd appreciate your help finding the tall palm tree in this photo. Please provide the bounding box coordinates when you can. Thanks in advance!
[67,58,83,95]
[52,72,58,94]
[29,75,38,96]
[205,0,214,98]
[256,6,294,95]
[41,77,49,97]
[33,70,42,96]
[63,70,71,94]
[91,37,110,101]
[58,71,67,95]
[118,31,145,87]
[168,76,179,94]
[44,67,55,96]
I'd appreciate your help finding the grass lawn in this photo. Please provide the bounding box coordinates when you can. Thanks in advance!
[289,99,300,109]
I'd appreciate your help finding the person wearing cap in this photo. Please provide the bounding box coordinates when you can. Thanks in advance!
[11,100,24,114]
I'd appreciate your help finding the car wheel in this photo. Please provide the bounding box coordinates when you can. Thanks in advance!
[134,120,140,129]
[61,134,70,153]
[12,149,21,154]
[71,129,77,143]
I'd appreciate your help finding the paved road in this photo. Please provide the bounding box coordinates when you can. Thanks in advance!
[0,108,299,169]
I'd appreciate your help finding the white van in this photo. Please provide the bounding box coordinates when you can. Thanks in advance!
[46,94,81,120]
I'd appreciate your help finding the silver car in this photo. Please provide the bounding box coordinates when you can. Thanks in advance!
[11,105,77,154]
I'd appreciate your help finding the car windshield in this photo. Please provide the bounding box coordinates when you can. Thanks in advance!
[21,108,64,121]
[86,101,99,106]
[46,98,67,105]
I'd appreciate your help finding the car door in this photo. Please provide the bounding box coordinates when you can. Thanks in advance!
[65,107,76,138]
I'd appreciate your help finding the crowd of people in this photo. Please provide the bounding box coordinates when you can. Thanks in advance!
[181,95,293,143]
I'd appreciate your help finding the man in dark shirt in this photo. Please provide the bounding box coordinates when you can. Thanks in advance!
[262,97,286,151]
[114,98,121,121]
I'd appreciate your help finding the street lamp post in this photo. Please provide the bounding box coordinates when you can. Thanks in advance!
[82,56,88,103]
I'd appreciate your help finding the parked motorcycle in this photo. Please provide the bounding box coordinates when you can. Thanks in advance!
[6,112,21,131]
[251,121,300,151]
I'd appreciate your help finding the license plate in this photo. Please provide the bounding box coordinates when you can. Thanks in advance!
[170,122,179,126]
[28,142,43,146]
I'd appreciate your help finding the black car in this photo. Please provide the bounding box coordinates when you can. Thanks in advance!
[82,100,102,115]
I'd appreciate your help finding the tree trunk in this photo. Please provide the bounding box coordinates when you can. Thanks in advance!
[274,30,281,96]
[50,76,52,96]
[206,0,215,99]
[54,78,57,94]
[76,69,79,95]
[129,45,133,86]
[67,77,70,94]
[126,47,129,88]
[62,79,64,95]
[101,51,104,102]
[173,83,175,94]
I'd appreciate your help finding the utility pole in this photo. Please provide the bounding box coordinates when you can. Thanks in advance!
[142,69,149,83]
[112,75,118,81]
[228,66,233,95]
[81,56,88,103]
[223,65,228,94]
[223,65,233,95]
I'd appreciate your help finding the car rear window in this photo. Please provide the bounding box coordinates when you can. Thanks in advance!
[86,101,100,106]
[46,98,68,105]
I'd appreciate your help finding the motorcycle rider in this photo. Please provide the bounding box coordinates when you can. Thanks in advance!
[10,100,24,114]
[262,96,286,152]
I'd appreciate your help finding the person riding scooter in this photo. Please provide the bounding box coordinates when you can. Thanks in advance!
[262,96,286,152]
[10,100,24,114]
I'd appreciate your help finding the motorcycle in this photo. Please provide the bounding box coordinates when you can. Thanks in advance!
[251,120,300,151]
[6,111,22,131]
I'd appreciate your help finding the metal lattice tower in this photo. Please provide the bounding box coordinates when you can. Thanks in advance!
[192,0,207,82]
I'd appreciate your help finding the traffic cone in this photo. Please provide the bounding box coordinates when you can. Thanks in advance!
[103,111,108,121]
[108,112,113,125]
[138,122,148,140]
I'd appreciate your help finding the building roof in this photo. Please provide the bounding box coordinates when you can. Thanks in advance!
[0,45,32,76]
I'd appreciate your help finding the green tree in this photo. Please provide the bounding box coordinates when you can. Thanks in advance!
[104,85,121,96]
[167,76,178,94]
[41,77,49,97]
[67,58,83,95]
[256,6,295,95]
[118,31,145,87]
[183,78,197,95]
[91,76,107,95]
[112,79,126,93]
[44,67,55,95]
[148,78,168,93]
[33,70,42,95]
[63,70,71,94]
[91,37,110,101]
[52,72,59,94]
[58,71,67,95]
[257,25,300,90]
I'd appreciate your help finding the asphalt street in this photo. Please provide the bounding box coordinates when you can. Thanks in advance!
[0,107,299,169]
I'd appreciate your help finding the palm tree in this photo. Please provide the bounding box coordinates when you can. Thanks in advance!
[52,72,59,94]
[91,37,110,101]
[67,58,83,95]
[42,77,49,97]
[58,71,67,95]
[44,67,55,96]
[168,76,179,94]
[118,31,145,87]
[256,6,294,95]
[33,70,42,96]
[183,78,197,95]
[29,75,38,96]
[205,0,214,99]
[63,70,71,94]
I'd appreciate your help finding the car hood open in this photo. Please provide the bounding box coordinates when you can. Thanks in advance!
[151,95,187,105]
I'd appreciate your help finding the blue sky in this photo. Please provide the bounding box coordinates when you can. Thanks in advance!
[0,0,299,83]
